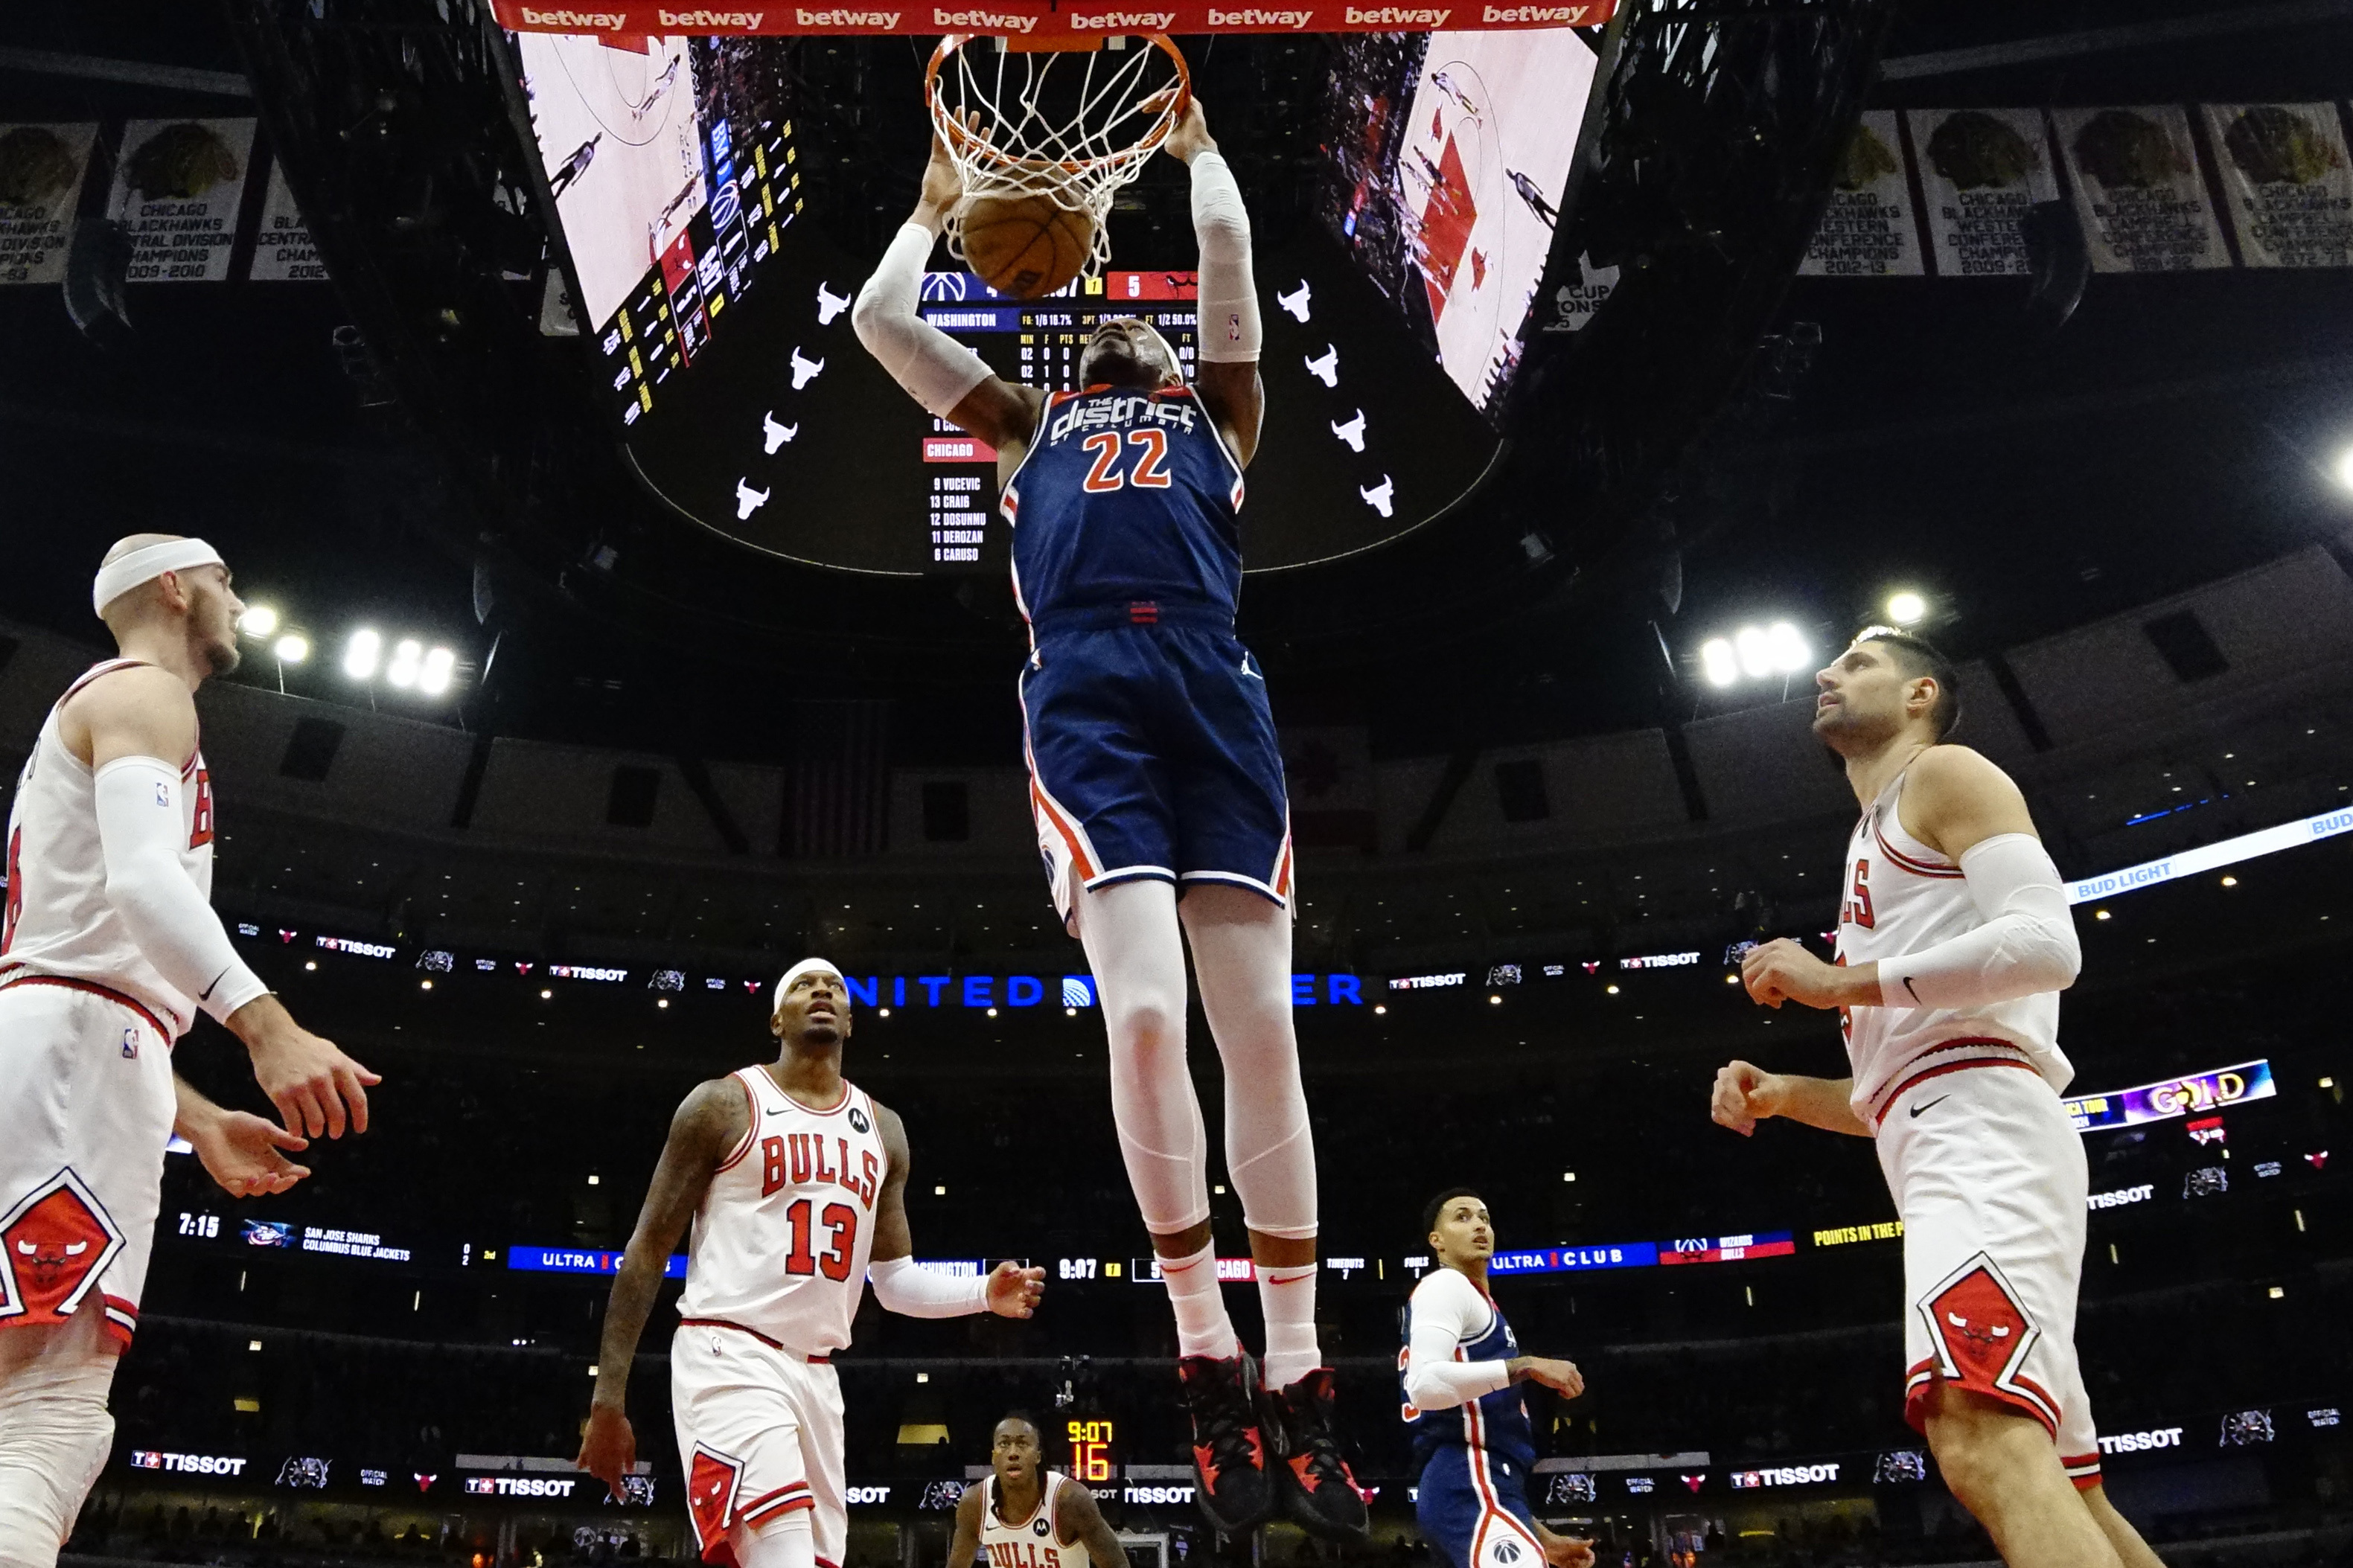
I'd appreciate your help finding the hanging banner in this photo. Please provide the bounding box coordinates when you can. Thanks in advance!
[2053,105,2229,273]
[2201,103,2353,269]
[247,159,325,281]
[109,118,258,283]
[489,0,1618,34]
[1800,110,1923,277]
[0,123,100,286]
[1905,108,2058,277]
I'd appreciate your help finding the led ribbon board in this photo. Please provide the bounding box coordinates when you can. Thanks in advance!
[491,3,1619,38]
[2067,804,2353,904]
[2064,1060,2276,1132]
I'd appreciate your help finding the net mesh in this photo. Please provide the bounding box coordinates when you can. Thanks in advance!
[926,35,1189,281]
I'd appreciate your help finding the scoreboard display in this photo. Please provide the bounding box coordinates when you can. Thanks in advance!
[1064,1418,1117,1484]
[916,273,1198,567]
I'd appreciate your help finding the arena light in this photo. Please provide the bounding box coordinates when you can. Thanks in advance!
[1734,626,1774,679]
[1766,622,1810,673]
[342,629,381,680]
[1699,639,1739,688]
[385,639,424,689]
[238,605,279,638]
[272,635,310,665]
[2336,446,2353,490]
[420,647,456,696]
[1886,591,1926,627]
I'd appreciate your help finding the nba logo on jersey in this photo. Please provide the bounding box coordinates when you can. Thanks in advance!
[121,1027,138,1060]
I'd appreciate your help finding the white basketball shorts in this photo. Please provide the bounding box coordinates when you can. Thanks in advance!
[1874,1057,2103,1490]
[671,1320,845,1568]
[0,977,178,1348]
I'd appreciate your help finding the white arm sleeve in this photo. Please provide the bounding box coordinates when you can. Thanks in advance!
[1402,1271,1512,1410]
[1877,833,2082,1009]
[867,1255,989,1319]
[1189,152,1259,364]
[93,757,269,1025]
[852,223,994,418]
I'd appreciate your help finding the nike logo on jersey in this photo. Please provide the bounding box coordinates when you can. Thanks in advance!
[1909,1095,1950,1119]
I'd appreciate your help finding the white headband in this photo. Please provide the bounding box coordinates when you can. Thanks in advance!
[93,539,225,617]
[773,957,844,1015]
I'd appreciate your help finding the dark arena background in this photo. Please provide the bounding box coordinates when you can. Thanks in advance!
[5,0,2353,1565]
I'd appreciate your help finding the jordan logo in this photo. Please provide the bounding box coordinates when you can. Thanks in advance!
[0,1170,127,1325]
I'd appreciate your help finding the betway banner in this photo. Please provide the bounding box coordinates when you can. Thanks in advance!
[490,1,1616,34]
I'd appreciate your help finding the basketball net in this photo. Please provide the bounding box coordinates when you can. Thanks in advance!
[925,34,1190,284]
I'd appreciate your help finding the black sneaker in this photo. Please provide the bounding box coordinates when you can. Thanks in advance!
[1268,1367,1369,1543]
[1178,1352,1277,1535]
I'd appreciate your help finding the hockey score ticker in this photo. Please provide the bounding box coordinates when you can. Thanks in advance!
[916,271,1198,570]
[1064,1418,1117,1483]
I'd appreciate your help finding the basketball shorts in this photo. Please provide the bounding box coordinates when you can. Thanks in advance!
[671,1321,845,1568]
[1018,612,1293,934]
[1415,1444,1542,1568]
[1875,1058,2102,1490]
[0,977,178,1350]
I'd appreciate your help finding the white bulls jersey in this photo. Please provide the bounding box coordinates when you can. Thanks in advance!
[1835,767,2072,1123]
[980,1473,1086,1568]
[1,660,214,1037]
[676,1066,887,1355]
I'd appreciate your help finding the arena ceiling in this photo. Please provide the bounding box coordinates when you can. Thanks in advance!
[1,0,2351,767]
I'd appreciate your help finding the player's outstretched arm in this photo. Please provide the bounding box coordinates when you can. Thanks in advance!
[1053,1478,1128,1568]
[1710,1060,1868,1138]
[1155,92,1263,467]
[72,665,378,1139]
[578,1078,744,1498]
[866,1102,1045,1318]
[945,1484,986,1568]
[852,119,1043,455]
[174,1074,310,1197]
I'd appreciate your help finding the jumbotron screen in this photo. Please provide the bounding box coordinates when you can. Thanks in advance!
[514,35,1503,576]
[1324,26,1603,417]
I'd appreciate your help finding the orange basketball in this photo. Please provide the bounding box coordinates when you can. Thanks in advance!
[960,192,1094,300]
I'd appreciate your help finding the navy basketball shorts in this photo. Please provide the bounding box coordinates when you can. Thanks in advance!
[1417,1445,1544,1568]
[1018,613,1293,933]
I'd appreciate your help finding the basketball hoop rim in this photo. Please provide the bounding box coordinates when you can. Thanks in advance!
[923,33,1190,179]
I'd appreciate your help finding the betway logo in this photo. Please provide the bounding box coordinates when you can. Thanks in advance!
[798,5,900,19]
[1483,1,1590,17]
[1071,9,1175,25]
[1208,6,1313,22]
[516,7,628,22]
[934,6,1038,26]
[1344,4,1447,19]
[658,7,767,21]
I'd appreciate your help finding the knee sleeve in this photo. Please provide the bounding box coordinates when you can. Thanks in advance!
[1184,889,1317,1240]
[734,1506,815,1568]
[1081,880,1211,1235]
[0,1328,118,1568]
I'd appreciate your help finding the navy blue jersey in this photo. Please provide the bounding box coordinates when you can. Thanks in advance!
[1401,1287,1536,1471]
[1003,384,1247,629]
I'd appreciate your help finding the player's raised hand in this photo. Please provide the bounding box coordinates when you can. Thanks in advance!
[1141,86,1215,164]
[1711,1060,1779,1137]
[577,1405,638,1503]
[983,1260,1047,1319]
[1739,935,1867,1011]
[920,109,984,217]
[191,1109,311,1197]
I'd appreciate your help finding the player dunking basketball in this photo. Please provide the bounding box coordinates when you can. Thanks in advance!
[0,536,377,1568]
[852,92,1364,1541]
[946,1415,1127,1568]
[1712,629,2162,1568]
[577,960,1044,1568]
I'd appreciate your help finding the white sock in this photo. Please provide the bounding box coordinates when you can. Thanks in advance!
[1258,1264,1321,1389]
[1160,1242,1237,1361]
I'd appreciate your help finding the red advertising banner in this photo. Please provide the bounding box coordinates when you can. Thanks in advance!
[490,0,1615,36]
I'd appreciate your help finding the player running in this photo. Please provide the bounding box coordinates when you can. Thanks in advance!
[853,93,1362,1540]
[1402,1191,1593,1568]
[0,535,377,1568]
[577,960,1045,1568]
[1714,628,2162,1568]
[946,1414,1128,1568]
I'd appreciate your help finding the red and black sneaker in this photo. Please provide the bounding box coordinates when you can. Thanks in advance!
[1178,1352,1277,1535]
[1268,1368,1370,1543]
